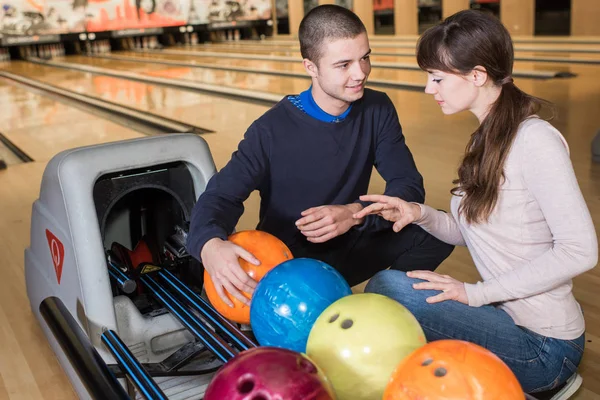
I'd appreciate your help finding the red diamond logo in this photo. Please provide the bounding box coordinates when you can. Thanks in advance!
[45,229,64,284]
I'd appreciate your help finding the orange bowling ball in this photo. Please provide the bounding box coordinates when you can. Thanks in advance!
[384,339,524,400]
[204,230,293,324]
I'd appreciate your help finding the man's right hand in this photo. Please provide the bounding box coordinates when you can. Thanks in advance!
[200,237,260,307]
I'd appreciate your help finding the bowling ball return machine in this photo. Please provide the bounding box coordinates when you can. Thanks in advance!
[24,134,256,399]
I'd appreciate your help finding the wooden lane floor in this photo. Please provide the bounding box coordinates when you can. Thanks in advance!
[56,54,429,90]
[203,39,600,53]
[0,146,21,167]
[179,42,600,63]
[0,75,143,162]
[368,34,600,45]
[58,52,600,113]
[186,42,600,65]
[119,49,584,83]
[1,61,271,168]
[149,46,600,79]
[60,51,593,99]
[268,34,600,45]
[257,38,600,53]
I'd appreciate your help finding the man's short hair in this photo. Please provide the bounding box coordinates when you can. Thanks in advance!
[299,5,367,65]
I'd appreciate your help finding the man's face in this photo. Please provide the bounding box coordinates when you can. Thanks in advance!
[305,32,372,111]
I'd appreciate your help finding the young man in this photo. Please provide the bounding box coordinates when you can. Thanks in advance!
[186,5,454,306]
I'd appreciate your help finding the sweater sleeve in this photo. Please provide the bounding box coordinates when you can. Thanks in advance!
[186,122,270,260]
[464,124,598,307]
[357,95,425,231]
[413,204,467,246]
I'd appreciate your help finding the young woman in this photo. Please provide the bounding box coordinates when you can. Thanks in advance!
[354,10,597,399]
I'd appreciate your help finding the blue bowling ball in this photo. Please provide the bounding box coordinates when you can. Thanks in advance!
[250,258,352,353]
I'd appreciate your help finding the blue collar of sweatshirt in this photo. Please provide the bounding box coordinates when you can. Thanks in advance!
[295,87,353,123]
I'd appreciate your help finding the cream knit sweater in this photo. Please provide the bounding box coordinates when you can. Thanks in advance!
[415,117,598,340]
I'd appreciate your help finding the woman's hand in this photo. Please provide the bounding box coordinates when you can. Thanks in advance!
[353,194,422,232]
[408,270,468,305]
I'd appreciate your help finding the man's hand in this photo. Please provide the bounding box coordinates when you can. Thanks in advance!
[295,203,364,243]
[408,270,468,305]
[200,238,260,307]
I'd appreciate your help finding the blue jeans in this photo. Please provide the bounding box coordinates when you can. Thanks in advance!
[365,270,585,394]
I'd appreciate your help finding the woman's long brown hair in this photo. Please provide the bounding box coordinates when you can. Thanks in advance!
[417,10,552,224]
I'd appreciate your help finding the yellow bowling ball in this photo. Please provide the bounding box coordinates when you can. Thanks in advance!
[306,293,426,400]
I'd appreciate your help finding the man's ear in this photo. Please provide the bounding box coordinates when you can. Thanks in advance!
[470,65,489,87]
[303,59,318,78]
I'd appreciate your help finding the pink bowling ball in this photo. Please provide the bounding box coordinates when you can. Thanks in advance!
[204,347,335,400]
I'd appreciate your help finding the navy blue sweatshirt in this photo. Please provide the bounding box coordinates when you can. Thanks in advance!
[186,88,425,259]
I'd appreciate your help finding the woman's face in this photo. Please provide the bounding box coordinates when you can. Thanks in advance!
[424,70,479,115]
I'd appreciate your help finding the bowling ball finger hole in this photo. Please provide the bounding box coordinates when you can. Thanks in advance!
[421,358,433,366]
[329,313,340,323]
[298,358,318,374]
[434,367,447,377]
[237,376,255,394]
[341,319,353,329]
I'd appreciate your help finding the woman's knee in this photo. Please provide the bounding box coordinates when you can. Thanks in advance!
[365,269,413,296]
[365,269,431,309]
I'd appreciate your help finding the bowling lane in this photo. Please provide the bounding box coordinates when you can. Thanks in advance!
[61,54,402,93]
[144,48,561,81]
[136,51,588,93]
[99,51,432,86]
[245,42,600,60]
[372,35,600,45]
[226,39,600,54]
[195,41,600,58]
[0,144,21,167]
[0,70,142,162]
[0,80,25,166]
[4,61,271,145]
[157,45,597,75]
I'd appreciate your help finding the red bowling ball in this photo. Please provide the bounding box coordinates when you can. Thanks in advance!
[204,347,336,400]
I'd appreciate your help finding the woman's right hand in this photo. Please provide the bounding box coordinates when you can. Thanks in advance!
[353,194,422,232]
